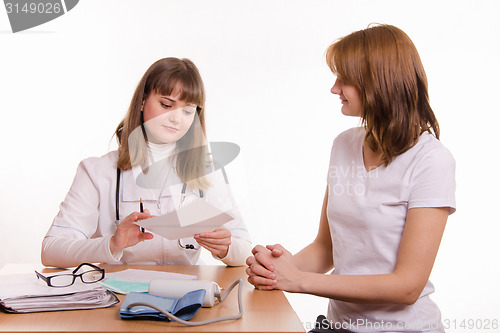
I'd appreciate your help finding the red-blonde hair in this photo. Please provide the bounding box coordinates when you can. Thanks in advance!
[326,24,440,165]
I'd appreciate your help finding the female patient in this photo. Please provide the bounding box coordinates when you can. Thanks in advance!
[42,57,251,268]
[246,25,455,332]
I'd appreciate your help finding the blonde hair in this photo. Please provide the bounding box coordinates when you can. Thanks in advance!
[326,24,439,165]
[115,57,209,189]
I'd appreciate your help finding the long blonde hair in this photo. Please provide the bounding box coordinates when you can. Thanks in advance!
[115,58,209,189]
[326,24,440,165]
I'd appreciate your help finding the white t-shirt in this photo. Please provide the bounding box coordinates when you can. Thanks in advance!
[326,127,456,332]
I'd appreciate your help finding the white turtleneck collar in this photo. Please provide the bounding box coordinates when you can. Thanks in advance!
[147,141,176,163]
[132,142,176,195]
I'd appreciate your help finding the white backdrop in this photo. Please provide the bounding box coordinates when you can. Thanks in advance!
[1,1,499,331]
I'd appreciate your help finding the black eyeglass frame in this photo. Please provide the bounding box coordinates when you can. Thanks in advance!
[35,263,105,288]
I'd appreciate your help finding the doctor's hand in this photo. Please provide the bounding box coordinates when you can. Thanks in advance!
[109,210,154,254]
[247,244,302,292]
[194,228,231,259]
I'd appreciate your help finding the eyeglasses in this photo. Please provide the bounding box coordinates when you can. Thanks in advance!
[35,263,105,288]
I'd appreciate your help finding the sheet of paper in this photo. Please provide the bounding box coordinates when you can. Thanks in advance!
[100,269,197,294]
[135,198,234,240]
[0,273,102,299]
[105,269,196,283]
[99,278,149,294]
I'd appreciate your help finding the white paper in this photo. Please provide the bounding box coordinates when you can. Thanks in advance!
[104,269,196,282]
[0,273,102,299]
[0,273,118,313]
[134,198,234,239]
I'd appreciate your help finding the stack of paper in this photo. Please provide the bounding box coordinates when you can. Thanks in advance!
[0,273,119,313]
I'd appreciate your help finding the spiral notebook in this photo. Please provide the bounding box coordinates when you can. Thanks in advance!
[134,198,234,240]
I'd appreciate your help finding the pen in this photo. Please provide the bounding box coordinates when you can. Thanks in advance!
[140,198,145,233]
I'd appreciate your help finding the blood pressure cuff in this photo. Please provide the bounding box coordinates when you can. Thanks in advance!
[119,289,205,321]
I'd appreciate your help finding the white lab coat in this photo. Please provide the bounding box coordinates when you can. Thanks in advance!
[41,151,252,268]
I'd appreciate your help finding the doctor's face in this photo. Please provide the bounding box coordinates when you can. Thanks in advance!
[330,78,363,117]
[142,91,198,144]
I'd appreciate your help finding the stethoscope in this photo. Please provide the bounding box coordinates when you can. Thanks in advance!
[115,168,203,250]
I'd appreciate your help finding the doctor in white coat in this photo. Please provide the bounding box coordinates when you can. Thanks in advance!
[41,58,251,268]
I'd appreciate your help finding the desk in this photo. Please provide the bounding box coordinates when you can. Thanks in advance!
[0,264,305,333]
